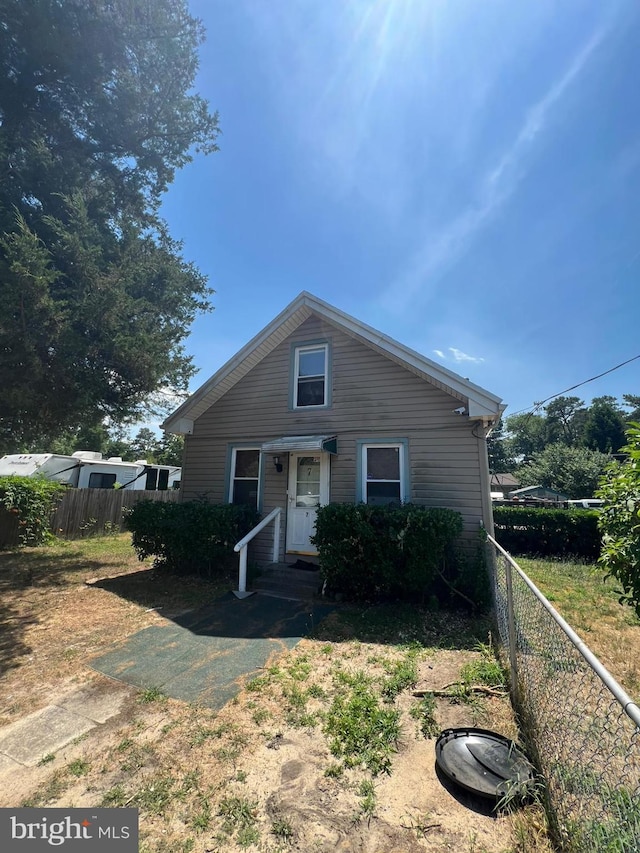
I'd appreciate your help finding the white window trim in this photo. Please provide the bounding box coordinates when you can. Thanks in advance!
[361,443,406,505]
[228,446,262,509]
[293,343,328,409]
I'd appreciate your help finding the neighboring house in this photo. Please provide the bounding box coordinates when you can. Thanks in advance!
[162,292,505,564]
[490,472,520,497]
[509,485,569,503]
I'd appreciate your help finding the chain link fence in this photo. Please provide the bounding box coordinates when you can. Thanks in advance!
[486,533,640,852]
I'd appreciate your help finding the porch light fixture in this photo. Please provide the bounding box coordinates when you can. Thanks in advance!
[273,455,283,473]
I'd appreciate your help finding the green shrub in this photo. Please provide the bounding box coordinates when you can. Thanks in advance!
[597,422,640,617]
[311,503,466,604]
[492,505,600,560]
[125,499,259,576]
[0,476,65,547]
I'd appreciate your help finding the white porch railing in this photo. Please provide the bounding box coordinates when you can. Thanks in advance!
[233,507,282,597]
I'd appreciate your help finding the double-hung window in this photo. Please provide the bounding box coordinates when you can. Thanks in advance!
[361,443,406,505]
[293,344,328,408]
[229,448,261,509]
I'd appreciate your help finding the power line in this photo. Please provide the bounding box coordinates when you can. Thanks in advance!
[508,353,640,418]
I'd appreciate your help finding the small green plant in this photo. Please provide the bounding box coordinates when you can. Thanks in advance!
[410,693,440,738]
[460,643,507,689]
[357,779,376,820]
[100,785,127,807]
[271,817,294,841]
[324,762,344,779]
[133,773,175,815]
[38,753,55,766]
[67,758,90,777]
[138,686,166,704]
[190,799,211,831]
[380,653,419,701]
[218,796,258,846]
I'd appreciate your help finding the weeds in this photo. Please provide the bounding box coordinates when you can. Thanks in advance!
[410,693,440,738]
[271,817,294,841]
[218,796,259,846]
[67,758,90,777]
[138,686,167,704]
[324,676,400,775]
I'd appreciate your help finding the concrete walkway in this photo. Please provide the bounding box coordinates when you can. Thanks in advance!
[0,681,132,772]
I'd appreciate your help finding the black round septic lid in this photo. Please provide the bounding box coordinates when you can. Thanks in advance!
[435,728,536,800]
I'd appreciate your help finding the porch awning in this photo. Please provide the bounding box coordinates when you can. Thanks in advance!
[261,435,337,454]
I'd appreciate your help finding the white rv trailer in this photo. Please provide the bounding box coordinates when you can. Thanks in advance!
[0,451,180,491]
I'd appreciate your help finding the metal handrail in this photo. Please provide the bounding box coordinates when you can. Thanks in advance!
[233,507,282,596]
[486,532,640,729]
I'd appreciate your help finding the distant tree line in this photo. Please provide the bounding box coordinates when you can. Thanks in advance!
[11,423,184,467]
[488,395,640,498]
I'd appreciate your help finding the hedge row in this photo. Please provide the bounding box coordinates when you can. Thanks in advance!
[493,506,600,560]
[311,503,489,608]
[126,499,259,576]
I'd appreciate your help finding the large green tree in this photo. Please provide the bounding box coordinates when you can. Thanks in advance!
[582,396,627,454]
[0,0,219,450]
[516,443,614,499]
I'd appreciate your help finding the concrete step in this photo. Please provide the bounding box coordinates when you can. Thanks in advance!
[252,562,322,601]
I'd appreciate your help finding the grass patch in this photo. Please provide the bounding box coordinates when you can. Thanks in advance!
[460,642,507,689]
[519,556,640,698]
[410,693,439,738]
[324,674,401,776]
[218,796,258,845]
[138,686,166,704]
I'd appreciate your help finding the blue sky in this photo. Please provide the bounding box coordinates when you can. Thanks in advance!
[158,0,640,426]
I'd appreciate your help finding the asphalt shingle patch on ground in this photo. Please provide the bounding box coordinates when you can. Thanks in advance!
[90,593,334,709]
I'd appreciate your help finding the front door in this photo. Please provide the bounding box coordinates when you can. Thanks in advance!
[286,452,330,554]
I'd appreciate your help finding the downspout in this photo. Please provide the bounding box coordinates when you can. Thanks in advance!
[475,418,495,537]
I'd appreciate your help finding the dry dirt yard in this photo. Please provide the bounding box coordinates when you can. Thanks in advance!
[0,535,553,853]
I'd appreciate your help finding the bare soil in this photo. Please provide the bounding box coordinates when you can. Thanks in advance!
[0,536,553,853]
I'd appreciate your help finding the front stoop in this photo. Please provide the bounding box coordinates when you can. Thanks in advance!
[253,562,322,601]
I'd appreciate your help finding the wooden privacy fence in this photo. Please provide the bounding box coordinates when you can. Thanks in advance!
[0,489,180,546]
[52,489,180,539]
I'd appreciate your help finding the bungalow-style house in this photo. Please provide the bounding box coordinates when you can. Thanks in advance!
[490,472,521,498]
[162,292,505,564]
[509,485,568,504]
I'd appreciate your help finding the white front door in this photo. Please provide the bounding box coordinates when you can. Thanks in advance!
[286,452,330,554]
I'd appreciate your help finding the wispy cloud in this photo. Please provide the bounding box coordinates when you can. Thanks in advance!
[449,347,484,364]
[381,25,608,313]
[433,349,446,359]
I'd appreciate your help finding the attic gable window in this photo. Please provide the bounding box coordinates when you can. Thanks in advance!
[293,343,328,408]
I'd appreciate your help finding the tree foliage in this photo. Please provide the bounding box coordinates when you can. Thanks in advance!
[516,443,613,499]
[597,423,640,617]
[0,0,219,449]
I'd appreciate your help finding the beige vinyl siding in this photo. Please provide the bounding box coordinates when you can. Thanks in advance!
[182,315,488,555]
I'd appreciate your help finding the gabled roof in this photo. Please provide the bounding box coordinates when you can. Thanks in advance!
[162,292,505,434]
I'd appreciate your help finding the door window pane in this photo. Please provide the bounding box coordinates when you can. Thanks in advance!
[296,456,320,507]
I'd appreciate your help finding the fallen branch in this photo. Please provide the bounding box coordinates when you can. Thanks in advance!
[413,683,508,699]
